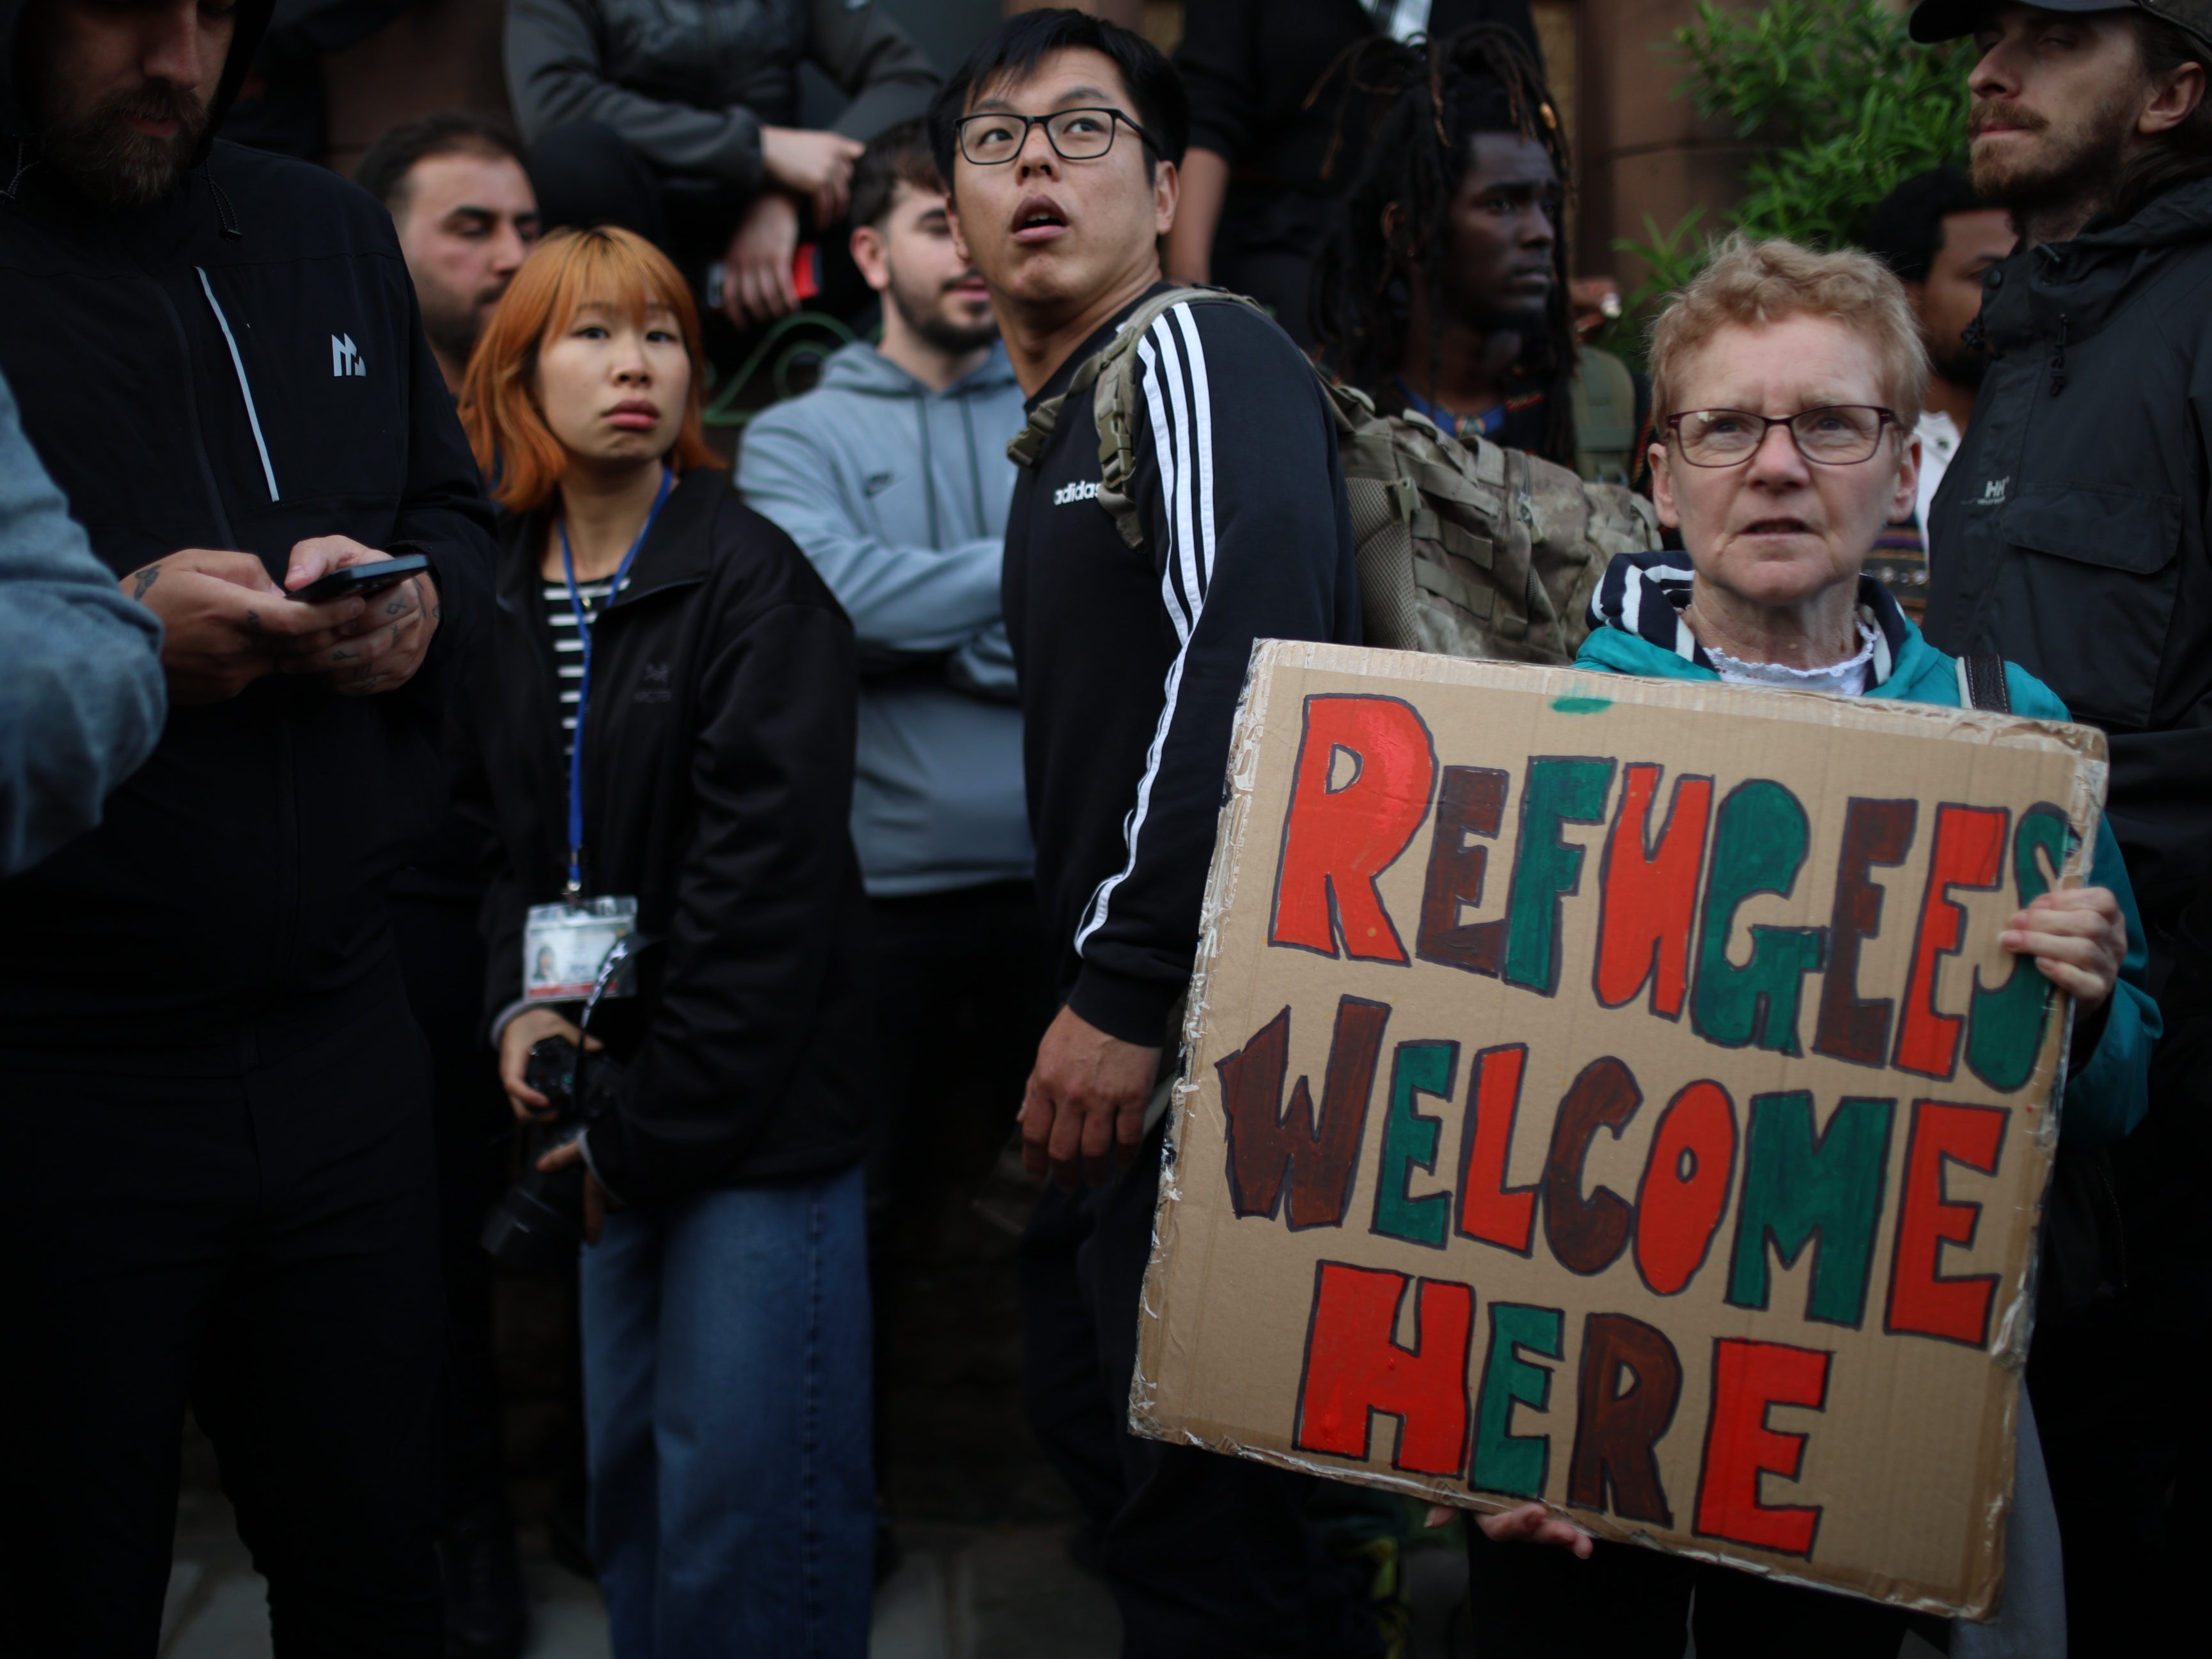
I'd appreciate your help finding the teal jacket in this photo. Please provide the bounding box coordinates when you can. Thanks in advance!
[1576,554,2160,1144]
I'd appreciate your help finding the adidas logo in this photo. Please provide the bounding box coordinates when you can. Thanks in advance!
[1053,478,1101,506]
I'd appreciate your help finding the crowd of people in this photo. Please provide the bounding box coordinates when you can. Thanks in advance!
[0,1,2205,1657]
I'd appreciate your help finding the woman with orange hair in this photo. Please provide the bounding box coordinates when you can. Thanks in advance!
[454,226,878,1655]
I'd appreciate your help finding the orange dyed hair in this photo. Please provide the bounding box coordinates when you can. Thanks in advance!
[459,225,723,512]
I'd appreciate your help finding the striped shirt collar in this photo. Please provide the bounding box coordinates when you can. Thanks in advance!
[1587,549,1912,688]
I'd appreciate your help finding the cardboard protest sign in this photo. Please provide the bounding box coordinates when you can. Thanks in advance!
[1133,641,2107,1619]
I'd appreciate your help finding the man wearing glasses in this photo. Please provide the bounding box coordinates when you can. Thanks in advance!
[925,10,1374,1656]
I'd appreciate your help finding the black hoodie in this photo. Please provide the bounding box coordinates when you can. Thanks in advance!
[0,0,497,1060]
[1924,174,2212,982]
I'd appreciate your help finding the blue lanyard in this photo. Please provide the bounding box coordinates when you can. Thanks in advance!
[559,468,674,897]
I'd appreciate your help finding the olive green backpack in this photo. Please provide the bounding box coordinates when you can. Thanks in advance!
[1569,345,1642,488]
[1008,287,1658,666]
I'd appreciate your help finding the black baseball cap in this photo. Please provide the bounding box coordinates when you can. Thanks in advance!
[1910,0,2212,56]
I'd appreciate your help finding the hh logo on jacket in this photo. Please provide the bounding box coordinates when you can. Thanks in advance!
[330,334,365,377]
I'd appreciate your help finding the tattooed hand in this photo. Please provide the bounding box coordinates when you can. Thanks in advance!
[278,536,443,697]
[120,549,362,705]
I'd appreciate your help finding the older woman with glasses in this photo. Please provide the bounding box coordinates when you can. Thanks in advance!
[1456,237,2160,1658]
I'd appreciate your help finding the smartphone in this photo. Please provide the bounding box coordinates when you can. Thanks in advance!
[290,553,430,605]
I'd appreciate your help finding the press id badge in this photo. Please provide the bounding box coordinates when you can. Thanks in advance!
[524,896,640,1003]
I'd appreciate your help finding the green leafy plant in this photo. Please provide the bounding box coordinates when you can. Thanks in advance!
[1597,0,1974,359]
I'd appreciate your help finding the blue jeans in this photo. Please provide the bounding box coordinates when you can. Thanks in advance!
[580,1164,872,1658]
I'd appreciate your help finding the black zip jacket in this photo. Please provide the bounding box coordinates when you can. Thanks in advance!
[453,469,873,1202]
[1924,173,2212,977]
[0,0,496,1060]
[1004,289,1360,1047]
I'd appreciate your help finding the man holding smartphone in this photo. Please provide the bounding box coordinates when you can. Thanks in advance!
[0,0,494,1653]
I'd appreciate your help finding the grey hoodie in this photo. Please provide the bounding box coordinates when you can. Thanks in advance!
[738,340,1030,898]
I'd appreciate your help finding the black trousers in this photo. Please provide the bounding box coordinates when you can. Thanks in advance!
[0,988,445,1657]
[389,890,512,1525]
[1020,1118,1377,1659]
[1464,1524,1908,1657]
[867,880,1053,1481]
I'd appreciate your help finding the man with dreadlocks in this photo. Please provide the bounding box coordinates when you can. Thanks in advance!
[1312,25,1647,485]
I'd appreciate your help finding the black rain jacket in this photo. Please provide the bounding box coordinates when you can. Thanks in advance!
[0,0,496,1061]
[1925,173,2212,982]
[453,469,874,1203]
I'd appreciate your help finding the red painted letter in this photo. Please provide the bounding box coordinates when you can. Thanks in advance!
[1294,1263,1475,1476]
[1695,1337,1831,1557]
[1594,764,1713,1016]
[1894,806,2007,1079]
[1270,696,1438,962]
[1456,1044,1539,1254]
[1633,1080,1737,1296]
[1885,1100,2007,1347]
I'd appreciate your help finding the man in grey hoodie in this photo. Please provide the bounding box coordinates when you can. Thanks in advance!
[737,116,1044,1526]
[0,364,164,878]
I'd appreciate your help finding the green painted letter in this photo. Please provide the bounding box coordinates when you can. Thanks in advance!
[1372,1041,1459,1247]
[1471,1303,1565,1498]
[1966,806,2072,1093]
[1692,780,1826,1054]
[1726,1092,1895,1327]
[1503,758,1615,995]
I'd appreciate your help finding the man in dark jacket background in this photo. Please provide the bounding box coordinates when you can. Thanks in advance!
[508,0,937,327]
[0,0,494,1651]
[1166,0,1538,348]
[1910,2,2212,1649]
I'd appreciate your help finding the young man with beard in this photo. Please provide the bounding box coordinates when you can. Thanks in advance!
[359,113,542,395]
[736,117,1044,1560]
[1310,25,1647,485]
[0,0,494,1653]
[1907,3,2212,1649]
[1860,166,2014,614]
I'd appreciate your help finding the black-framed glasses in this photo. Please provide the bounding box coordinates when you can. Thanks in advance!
[955,107,1154,167]
[1665,406,1902,467]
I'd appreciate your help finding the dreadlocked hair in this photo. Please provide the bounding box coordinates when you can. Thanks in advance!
[1308,24,1578,469]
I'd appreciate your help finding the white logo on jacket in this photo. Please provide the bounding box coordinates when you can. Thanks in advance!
[331,334,365,377]
[1053,478,1101,506]
[1977,476,2008,505]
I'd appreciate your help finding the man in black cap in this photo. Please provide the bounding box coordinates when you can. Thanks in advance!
[1907,4,2212,1651]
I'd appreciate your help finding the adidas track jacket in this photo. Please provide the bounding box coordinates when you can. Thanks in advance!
[1003,287,1360,1046]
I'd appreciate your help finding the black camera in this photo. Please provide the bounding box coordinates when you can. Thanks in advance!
[481,934,650,1270]
[477,1038,620,1270]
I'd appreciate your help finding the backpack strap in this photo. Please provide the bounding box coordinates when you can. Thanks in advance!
[1956,652,2012,713]
[1570,347,1638,485]
[1091,287,1271,550]
[1005,286,1271,555]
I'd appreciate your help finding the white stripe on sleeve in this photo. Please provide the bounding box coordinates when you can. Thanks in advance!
[1074,304,1222,960]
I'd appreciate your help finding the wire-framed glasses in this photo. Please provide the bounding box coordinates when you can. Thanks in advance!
[1665,406,1901,467]
[955,107,1154,166]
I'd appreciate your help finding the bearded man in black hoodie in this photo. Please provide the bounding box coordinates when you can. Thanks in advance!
[0,1,494,1653]
[1906,4,2212,1652]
